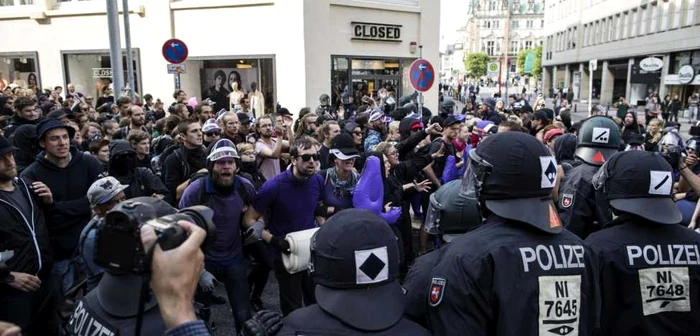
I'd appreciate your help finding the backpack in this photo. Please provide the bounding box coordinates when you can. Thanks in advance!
[193,174,252,208]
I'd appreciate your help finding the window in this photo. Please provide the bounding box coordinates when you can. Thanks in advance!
[686,0,696,26]
[485,20,491,28]
[572,26,578,48]
[0,0,33,5]
[487,41,495,56]
[672,0,682,28]
[661,1,669,31]
[511,20,519,29]
[623,12,629,38]
[601,19,607,43]
[630,10,638,38]
[510,40,519,53]
[526,20,534,28]
[494,20,500,29]
[525,40,533,49]
[583,24,589,47]
[650,4,658,33]
[615,14,622,40]
[639,7,648,35]
[607,17,614,41]
[496,42,501,54]
[541,20,545,28]
[488,0,496,10]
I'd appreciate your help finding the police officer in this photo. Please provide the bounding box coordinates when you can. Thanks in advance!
[585,150,700,335]
[67,197,174,336]
[557,115,620,238]
[247,209,431,335]
[427,131,600,335]
[403,179,481,328]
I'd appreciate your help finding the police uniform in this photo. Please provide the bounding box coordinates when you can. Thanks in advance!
[557,116,620,238]
[585,151,700,335]
[427,132,601,336]
[275,209,431,336]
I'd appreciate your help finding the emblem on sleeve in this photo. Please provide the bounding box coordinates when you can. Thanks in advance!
[561,193,574,209]
[429,277,447,307]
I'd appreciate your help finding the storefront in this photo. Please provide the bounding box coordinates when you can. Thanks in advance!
[0,51,41,92]
[61,50,141,99]
[331,56,415,106]
[629,56,662,103]
[664,50,700,102]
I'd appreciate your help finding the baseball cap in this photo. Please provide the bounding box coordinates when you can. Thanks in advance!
[543,129,564,143]
[592,104,608,114]
[278,107,293,116]
[468,131,562,234]
[87,176,129,207]
[201,118,221,133]
[369,108,385,122]
[312,209,403,331]
[207,138,239,161]
[330,133,360,160]
[237,112,251,125]
[598,151,682,225]
[442,115,460,128]
[36,118,76,143]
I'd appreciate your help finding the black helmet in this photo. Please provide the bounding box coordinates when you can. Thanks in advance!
[592,151,682,224]
[461,131,562,234]
[424,180,481,241]
[575,116,621,165]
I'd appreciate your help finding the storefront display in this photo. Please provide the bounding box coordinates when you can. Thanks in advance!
[62,50,141,98]
[197,58,274,115]
[0,52,40,92]
[331,56,414,107]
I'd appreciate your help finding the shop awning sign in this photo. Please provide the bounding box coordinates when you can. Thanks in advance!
[351,22,402,42]
[678,65,696,84]
[409,59,435,92]
[639,57,663,72]
[92,68,112,78]
[162,38,189,64]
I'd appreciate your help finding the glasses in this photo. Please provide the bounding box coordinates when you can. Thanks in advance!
[352,131,362,136]
[387,151,398,157]
[299,153,320,162]
[204,131,221,137]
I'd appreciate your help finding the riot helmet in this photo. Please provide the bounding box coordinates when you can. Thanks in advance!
[460,132,562,233]
[424,180,481,241]
[575,116,621,165]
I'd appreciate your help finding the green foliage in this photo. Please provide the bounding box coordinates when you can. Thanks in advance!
[517,49,528,74]
[532,45,543,78]
[464,52,490,77]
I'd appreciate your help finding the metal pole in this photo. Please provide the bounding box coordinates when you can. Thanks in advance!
[122,0,135,102]
[106,0,124,98]
[418,45,423,116]
[588,65,593,116]
[503,0,511,106]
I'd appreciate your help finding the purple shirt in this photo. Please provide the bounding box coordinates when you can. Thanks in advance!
[179,176,255,262]
[252,169,325,237]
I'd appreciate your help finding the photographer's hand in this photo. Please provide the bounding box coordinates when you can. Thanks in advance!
[141,220,205,329]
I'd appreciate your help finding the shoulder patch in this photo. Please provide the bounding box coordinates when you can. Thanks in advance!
[561,193,574,209]
[429,277,447,307]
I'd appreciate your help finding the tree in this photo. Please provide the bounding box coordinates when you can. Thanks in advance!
[532,45,543,78]
[464,52,490,77]
[517,49,528,74]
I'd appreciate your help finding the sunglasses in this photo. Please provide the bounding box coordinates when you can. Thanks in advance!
[352,131,362,136]
[299,153,320,162]
[204,131,221,137]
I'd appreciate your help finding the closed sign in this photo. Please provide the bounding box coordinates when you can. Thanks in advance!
[351,22,402,42]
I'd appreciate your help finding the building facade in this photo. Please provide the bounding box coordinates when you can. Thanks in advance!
[543,0,700,106]
[458,0,544,81]
[0,0,439,114]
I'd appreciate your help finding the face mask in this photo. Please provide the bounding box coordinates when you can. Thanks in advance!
[111,154,136,175]
[241,161,257,172]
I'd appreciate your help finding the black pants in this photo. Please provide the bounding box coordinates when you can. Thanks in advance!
[274,259,315,316]
[399,199,415,266]
[244,240,273,302]
[0,278,59,336]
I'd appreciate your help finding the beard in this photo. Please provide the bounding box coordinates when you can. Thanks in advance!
[212,170,234,188]
[0,169,17,182]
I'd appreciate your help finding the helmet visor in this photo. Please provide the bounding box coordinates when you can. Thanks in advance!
[459,149,493,199]
[424,193,442,235]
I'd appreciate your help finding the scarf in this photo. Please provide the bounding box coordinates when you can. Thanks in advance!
[326,167,358,199]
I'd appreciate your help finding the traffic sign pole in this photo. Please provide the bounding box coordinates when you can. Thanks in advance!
[418,45,423,118]
[162,38,189,92]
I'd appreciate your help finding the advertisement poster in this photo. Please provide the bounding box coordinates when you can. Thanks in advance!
[200,68,259,111]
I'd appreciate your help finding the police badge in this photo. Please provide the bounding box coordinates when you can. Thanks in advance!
[561,193,574,208]
[429,277,447,307]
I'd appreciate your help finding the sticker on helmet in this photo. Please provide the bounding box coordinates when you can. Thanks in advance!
[538,275,581,336]
[561,193,574,208]
[592,127,610,144]
[429,277,447,307]
[649,171,672,195]
[540,156,558,188]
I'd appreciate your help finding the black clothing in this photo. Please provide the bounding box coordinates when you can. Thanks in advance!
[239,161,266,190]
[162,144,207,204]
[95,96,114,110]
[427,217,601,336]
[108,141,170,202]
[66,291,166,336]
[428,138,456,180]
[319,144,331,170]
[586,219,700,335]
[403,249,440,328]
[557,162,611,238]
[8,125,38,174]
[21,147,103,260]
[3,115,38,139]
[279,304,430,336]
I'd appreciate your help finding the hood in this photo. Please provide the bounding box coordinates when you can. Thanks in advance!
[109,140,136,159]
[554,133,577,163]
[11,125,39,172]
[35,146,83,171]
[398,117,420,140]
[0,96,12,116]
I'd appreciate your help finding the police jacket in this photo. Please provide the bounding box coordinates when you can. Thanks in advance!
[403,249,440,329]
[427,216,601,336]
[0,178,53,286]
[556,162,611,238]
[277,304,431,336]
[67,291,166,336]
[585,218,700,335]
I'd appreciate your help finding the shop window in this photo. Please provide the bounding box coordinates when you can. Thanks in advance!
[0,52,40,92]
[62,51,140,100]
[671,51,692,74]
[0,0,33,6]
[198,58,275,115]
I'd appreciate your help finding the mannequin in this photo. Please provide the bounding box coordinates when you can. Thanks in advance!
[229,81,244,112]
[249,81,265,118]
[12,71,26,89]
[0,72,7,90]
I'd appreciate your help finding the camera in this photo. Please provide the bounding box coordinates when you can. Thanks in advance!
[94,201,216,275]
[659,145,686,171]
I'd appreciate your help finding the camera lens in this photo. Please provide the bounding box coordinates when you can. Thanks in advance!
[159,206,217,251]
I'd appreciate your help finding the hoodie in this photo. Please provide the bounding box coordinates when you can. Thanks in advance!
[108,140,170,202]
[20,147,103,260]
[554,133,577,173]
[3,114,39,138]
[0,96,12,116]
[9,124,39,174]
